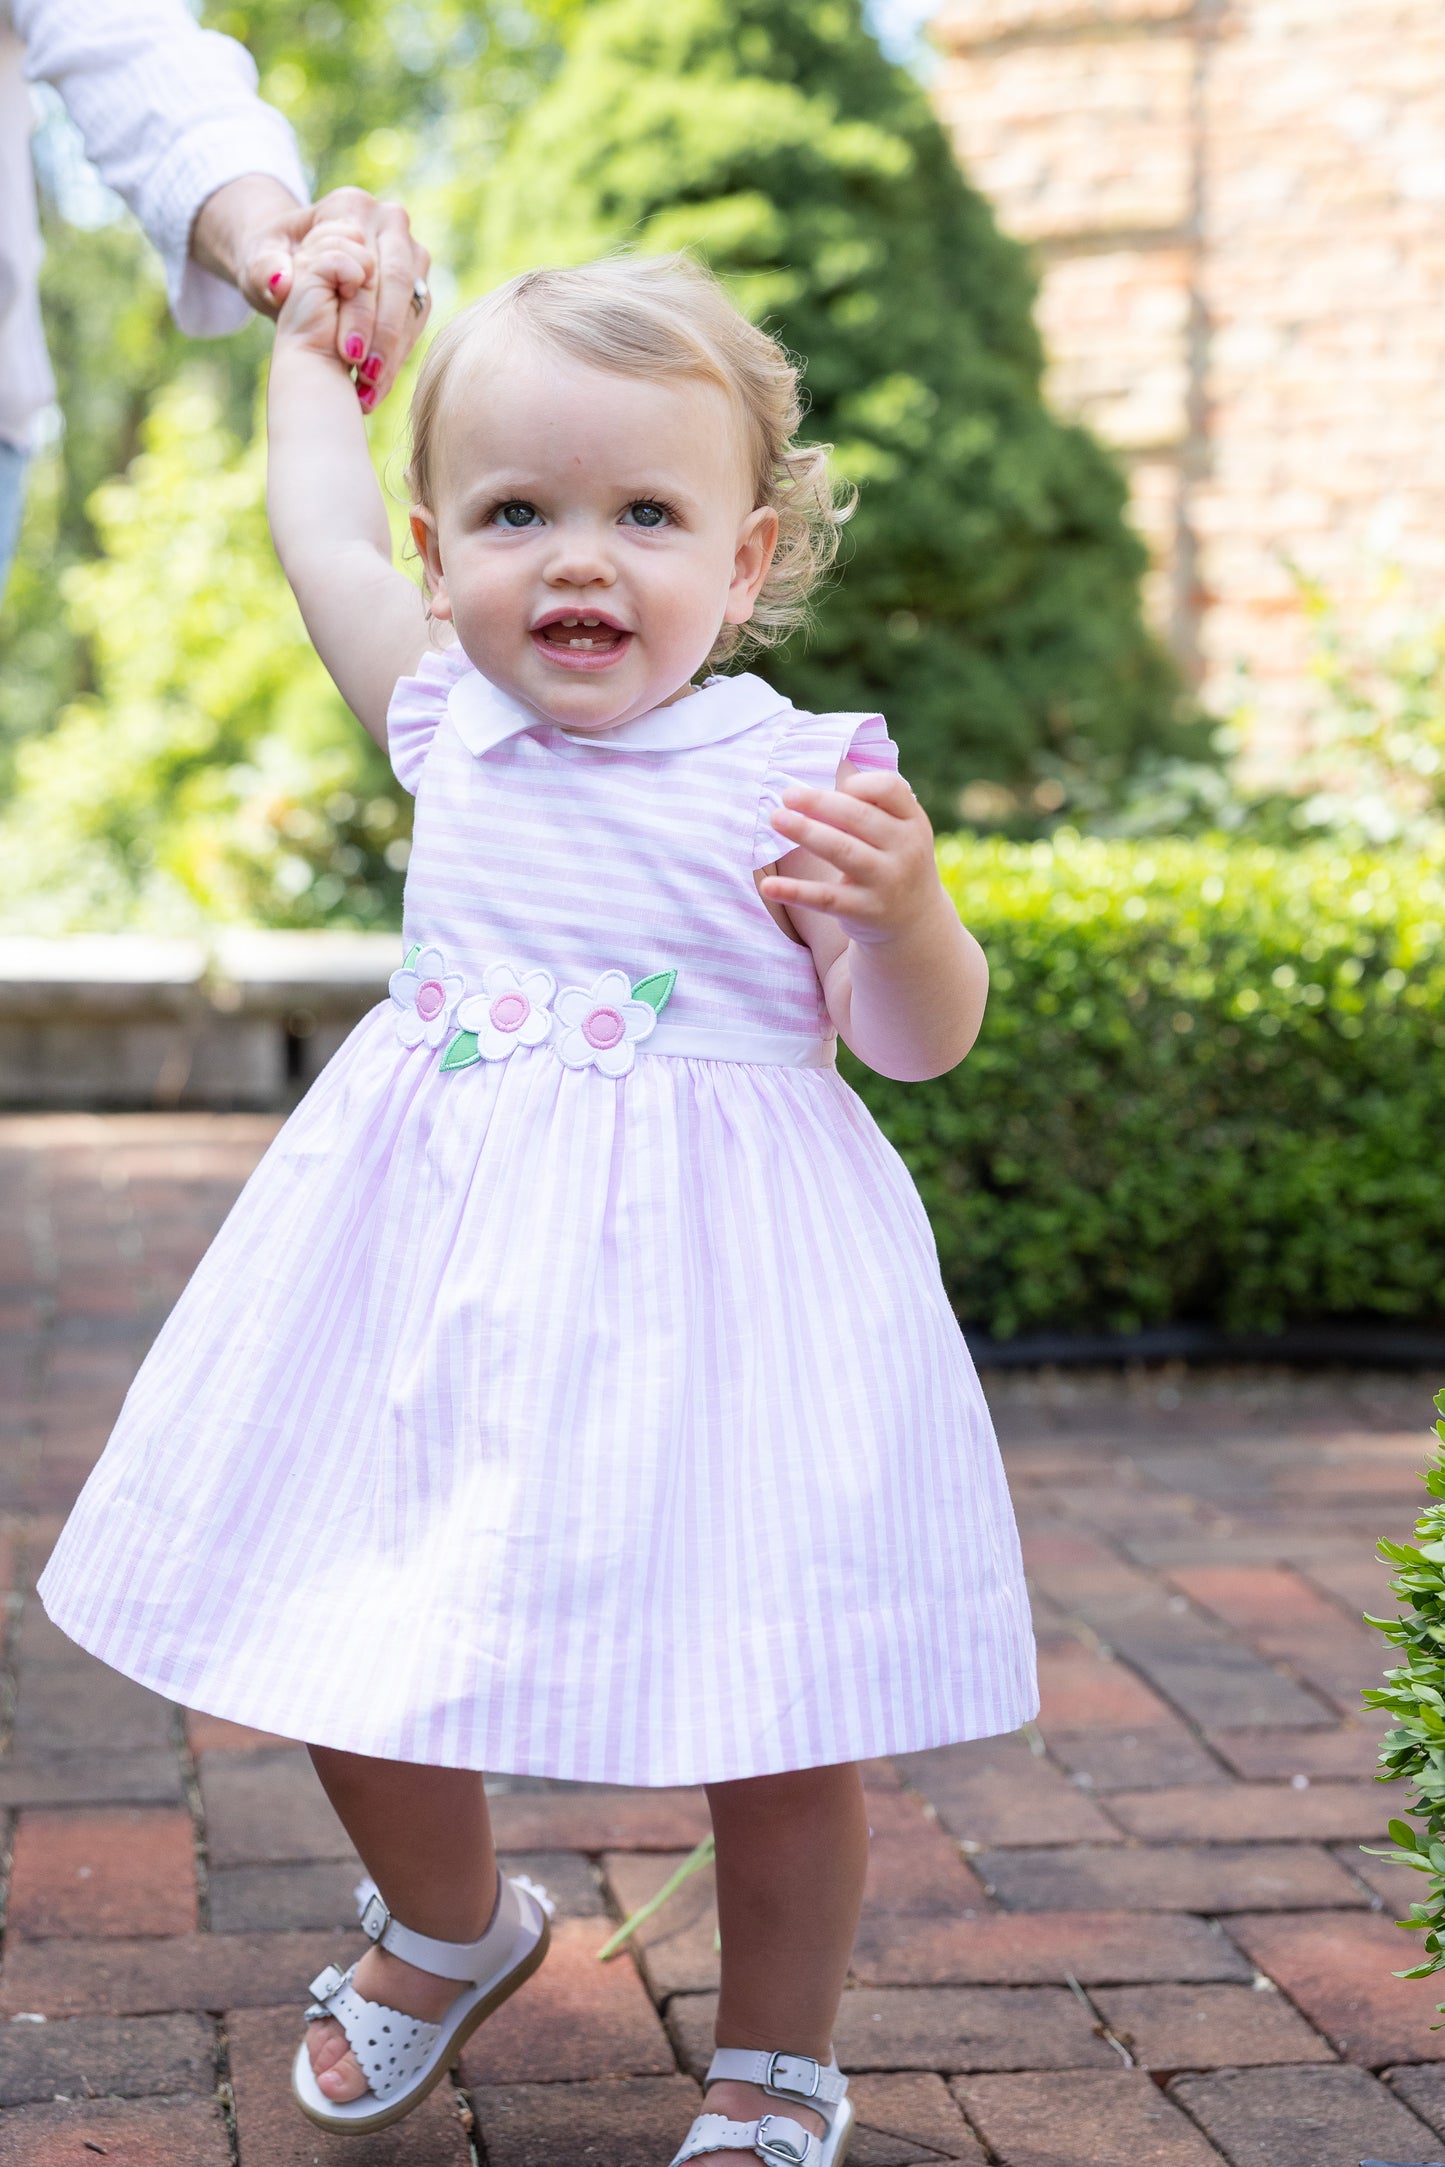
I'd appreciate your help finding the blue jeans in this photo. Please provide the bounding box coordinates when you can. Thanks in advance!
[0,439,29,604]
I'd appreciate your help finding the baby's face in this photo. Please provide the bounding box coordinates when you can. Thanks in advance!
[413,340,778,729]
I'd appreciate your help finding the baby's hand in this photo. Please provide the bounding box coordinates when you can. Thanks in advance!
[763,769,940,945]
[276,220,379,399]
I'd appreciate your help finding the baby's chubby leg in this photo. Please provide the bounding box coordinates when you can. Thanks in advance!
[303,1748,497,2105]
[692,1763,869,2162]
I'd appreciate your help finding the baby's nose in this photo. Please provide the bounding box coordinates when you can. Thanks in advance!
[544,537,616,586]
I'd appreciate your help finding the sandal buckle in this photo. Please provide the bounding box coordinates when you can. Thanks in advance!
[359,1891,391,1943]
[766,2053,821,2100]
[305,1962,346,2007]
[757,2118,811,2165]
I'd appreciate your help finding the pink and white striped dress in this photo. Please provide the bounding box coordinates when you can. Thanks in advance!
[40,658,1037,1784]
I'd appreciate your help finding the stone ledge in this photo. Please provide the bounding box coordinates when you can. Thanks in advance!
[0,937,209,1019]
[0,931,397,1111]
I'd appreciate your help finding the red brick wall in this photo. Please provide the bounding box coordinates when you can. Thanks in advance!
[932,0,1445,775]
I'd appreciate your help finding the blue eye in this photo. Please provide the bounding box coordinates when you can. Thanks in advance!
[494,502,540,528]
[624,501,669,528]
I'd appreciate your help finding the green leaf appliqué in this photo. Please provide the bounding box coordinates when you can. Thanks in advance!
[403,943,422,970]
[632,970,677,1015]
[440,1030,481,1072]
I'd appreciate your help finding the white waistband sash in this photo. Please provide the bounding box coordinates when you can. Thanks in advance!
[642,1022,837,1069]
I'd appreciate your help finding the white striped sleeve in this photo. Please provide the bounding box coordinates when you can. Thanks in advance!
[753,709,899,867]
[16,0,308,336]
[387,646,472,795]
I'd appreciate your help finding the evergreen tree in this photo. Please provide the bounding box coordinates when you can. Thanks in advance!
[483,0,1198,824]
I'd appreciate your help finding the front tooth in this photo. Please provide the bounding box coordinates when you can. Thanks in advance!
[582,617,600,626]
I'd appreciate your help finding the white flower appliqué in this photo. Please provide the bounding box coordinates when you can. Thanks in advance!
[554,969,658,1077]
[390,945,465,1049]
[454,962,556,1062]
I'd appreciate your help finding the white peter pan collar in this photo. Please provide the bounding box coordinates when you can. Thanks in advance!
[446,664,792,759]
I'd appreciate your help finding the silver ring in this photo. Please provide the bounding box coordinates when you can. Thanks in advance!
[411,278,430,316]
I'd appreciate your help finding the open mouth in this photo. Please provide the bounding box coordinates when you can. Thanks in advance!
[531,614,633,669]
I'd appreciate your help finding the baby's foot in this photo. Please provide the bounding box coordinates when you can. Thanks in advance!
[684,2079,827,2164]
[305,1943,461,2104]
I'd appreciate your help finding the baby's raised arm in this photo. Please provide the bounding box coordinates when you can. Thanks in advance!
[266,222,438,744]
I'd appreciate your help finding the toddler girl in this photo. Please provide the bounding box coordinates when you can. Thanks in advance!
[40,228,1037,2165]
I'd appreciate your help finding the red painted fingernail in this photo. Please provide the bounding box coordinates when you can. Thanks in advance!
[358,385,378,413]
[268,271,283,292]
[362,354,384,383]
[344,334,364,363]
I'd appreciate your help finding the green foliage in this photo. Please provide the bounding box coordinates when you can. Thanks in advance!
[1093,577,1445,849]
[843,833,1445,1337]
[1363,1390,1445,2012]
[483,0,1196,826]
[1270,574,1445,846]
[0,223,191,783]
[0,377,409,930]
[211,0,582,274]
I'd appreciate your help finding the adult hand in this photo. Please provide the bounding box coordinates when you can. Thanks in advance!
[191,176,431,406]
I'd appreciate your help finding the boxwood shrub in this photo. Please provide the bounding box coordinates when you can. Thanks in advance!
[843,834,1445,1339]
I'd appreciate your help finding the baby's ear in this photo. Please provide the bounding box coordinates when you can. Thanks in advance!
[409,508,451,620]
[725,504,780,625]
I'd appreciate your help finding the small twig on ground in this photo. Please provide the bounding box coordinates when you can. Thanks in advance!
[1064,1971,1134,2066]
[597,1834,716,1961]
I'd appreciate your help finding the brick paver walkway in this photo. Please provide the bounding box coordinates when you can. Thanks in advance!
[1,1115,1443,2165]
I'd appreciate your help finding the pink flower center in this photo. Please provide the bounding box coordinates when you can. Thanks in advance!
[489,991,530,1034]
[582,1004,625,1050]
[415,979,447,1022]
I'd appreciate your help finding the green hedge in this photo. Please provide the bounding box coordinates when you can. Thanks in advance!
[844,835,1445,1339]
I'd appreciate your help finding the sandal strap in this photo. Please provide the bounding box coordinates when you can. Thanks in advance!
[671,2113,820,2166]
[303,1962,443,2103]
[705,2049,847,2119]
[354,1873,523,1982]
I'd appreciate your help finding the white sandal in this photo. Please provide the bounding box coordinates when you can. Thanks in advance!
[291,1874,551,2134]
[670,2049,854,2166]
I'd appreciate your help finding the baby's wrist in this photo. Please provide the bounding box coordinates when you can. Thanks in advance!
[271,329,349,379]
[848,885,956,955]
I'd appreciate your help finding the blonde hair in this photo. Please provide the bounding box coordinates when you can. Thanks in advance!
[405,253,853,667]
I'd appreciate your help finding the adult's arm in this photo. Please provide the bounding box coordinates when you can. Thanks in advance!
[16,0,306,337]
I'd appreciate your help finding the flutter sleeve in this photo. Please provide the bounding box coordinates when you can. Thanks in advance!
[752,707,900,869]
[386,644,473,796]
